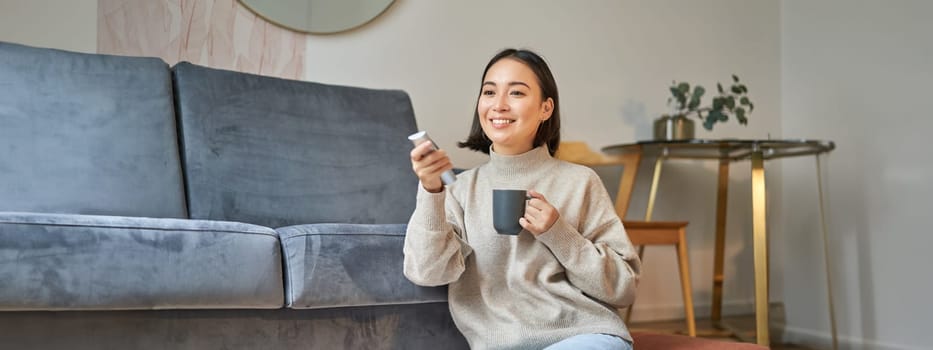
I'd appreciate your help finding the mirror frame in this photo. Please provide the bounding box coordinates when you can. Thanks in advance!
[237,0,396,35]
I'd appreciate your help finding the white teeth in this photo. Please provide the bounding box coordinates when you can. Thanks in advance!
[491,119,514,125]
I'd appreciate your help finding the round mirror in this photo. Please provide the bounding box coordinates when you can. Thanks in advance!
[238,0,395,34]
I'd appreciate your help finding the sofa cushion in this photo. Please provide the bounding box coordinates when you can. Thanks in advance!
[172,62,420,228]
[0,41,187,218]
[277,223,447,309]
[0,212,283,310]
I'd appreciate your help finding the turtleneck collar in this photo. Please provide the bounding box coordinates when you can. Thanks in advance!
[487,145,557,183]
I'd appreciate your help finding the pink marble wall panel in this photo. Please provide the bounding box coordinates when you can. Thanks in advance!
[98,0,304,79]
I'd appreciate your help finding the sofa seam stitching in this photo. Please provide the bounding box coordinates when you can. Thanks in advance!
[279,233,405,240]
[0,221,276,237]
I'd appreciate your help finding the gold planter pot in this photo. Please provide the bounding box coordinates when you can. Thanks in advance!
[654,115,695,140]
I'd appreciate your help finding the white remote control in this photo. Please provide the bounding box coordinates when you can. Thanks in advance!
[408,131,457,185]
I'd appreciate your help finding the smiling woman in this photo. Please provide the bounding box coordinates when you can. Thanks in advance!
[238,0,395,34]
[403,49,639,350]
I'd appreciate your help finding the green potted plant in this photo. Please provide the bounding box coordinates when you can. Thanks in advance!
[654,74,755,140]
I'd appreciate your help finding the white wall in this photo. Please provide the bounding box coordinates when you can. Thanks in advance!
[781,1,933,349]
[303,0,782,322]
[0,0,97,53]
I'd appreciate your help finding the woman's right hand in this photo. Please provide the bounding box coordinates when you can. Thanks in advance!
[410,141,454,193]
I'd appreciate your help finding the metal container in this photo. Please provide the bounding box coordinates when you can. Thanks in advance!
[653,115,695,140]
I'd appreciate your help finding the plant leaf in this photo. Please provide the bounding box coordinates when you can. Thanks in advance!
[740,97,750,106]
[725,96,736,109]
[717,82,724,94]
[705,111,723,130]
[731,84,742,94]
[732,74,739,83]
[687,97,700,110]
[687,86,705,109]
[693,86,706,98]
[736,107,747,125]
[712,97,723,111]
[669,87,686,109]
[708,109,719,121]
[740,84,748,93]
[677,82,690,94]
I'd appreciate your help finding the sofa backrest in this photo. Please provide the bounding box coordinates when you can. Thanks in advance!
[172,62,419,228]
[0,41,188,218]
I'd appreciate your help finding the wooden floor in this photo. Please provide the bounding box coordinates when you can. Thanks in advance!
[630,314,815,350]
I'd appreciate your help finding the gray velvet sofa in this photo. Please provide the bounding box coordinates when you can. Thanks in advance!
[0,41,466,349]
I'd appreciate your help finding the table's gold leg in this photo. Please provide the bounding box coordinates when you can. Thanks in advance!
[751,151,769,346]
[712,159,729,324]
[817,155,839,350]
[645,157,664,222]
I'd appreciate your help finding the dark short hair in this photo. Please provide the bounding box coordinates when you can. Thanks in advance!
[457,48,561,156]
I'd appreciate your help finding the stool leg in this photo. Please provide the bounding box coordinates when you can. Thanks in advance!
[676,228,696,337]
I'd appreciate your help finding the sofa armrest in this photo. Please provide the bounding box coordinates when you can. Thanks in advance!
[277,223,447,309]
[0,212,283,310]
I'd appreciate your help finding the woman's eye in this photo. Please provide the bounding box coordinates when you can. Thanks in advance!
[510,90,525,96]
[482,90,495,96]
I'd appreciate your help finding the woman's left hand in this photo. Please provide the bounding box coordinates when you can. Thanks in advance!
[519,190,560,236]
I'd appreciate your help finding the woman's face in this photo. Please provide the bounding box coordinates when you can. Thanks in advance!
[477,58,553,155]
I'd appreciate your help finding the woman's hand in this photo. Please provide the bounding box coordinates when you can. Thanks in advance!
[410,141,454,193]
[520,190,560,236]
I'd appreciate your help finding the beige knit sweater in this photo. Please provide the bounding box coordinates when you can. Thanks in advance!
[403,146,641,350]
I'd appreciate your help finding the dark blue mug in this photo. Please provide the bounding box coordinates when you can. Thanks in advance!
[493,189,528,235]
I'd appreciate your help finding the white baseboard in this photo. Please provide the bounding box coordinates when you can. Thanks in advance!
[777,323,923,350]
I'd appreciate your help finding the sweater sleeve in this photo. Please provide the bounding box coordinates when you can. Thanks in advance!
[534,172,642,308]
[403,183,473,287]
